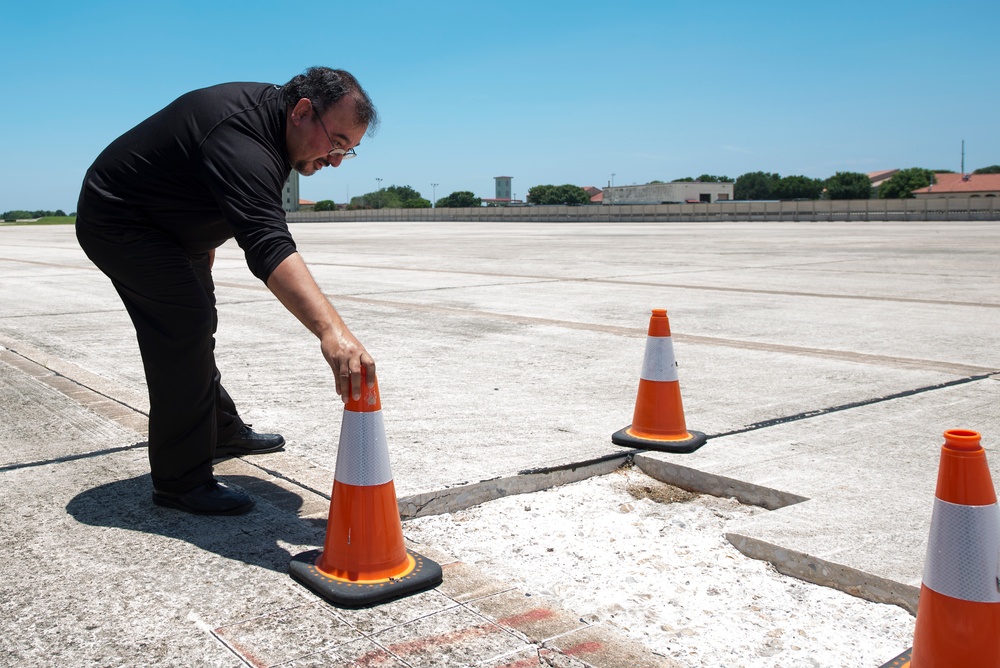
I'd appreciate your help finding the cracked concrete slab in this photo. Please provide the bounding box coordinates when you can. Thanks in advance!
[3,219,1000,666]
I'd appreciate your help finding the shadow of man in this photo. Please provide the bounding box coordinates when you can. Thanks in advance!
[66,471,328,574]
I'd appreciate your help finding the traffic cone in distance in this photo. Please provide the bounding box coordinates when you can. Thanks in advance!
[290,370,442,607]
[612,309,707,453]
[908,429,1000,667]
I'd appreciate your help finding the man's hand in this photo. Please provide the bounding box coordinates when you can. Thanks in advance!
[320,329,376,403]
[266,252,376,402]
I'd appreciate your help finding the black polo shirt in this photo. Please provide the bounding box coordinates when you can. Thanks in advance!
[78,82,297,283]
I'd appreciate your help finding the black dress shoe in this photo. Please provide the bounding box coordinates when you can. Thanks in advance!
[152,479,255,515]
[215,424,285,457]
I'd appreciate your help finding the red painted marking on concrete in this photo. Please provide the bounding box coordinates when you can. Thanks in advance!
[498,607,557,627]
[563,641,604,656]
[212,631,270,668]
[343,649,400,667]
[382,622,500,656]
[490,658,541,668]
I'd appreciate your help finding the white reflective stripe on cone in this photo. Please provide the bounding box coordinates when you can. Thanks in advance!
[923,498,1000,603]
[641,336,679,383]
[334,411,393,487]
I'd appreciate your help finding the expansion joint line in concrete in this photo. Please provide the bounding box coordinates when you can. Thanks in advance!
[725,532,921,615]
[711,372,998,440]
[0,442,146,474]
[398,454,631,520]
[0,345,148,418]
[0,345,151,473]
[231,458,333,504]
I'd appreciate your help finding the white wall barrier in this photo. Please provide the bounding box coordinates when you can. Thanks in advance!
[287,197,998,224]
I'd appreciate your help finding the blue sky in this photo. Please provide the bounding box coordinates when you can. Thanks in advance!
[2,0,998,212]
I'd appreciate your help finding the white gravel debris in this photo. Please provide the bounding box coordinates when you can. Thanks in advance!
[403,466,914,668]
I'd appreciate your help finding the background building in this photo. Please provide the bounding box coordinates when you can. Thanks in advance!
[867,169,898,188]
[912,173,1000,199]
[495,176,511,200]
[483,175,522,206]
[602,181,734,205]
[282,173,300,212]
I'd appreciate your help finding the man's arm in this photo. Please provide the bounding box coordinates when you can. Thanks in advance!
[265,252,375,402]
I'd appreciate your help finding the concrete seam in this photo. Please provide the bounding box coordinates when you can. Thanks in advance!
[223,280,1000,377]
[0,345,147,420]
[397,456,628,520]
[208,629,255,668]
[267,256,1000,309]
[457,601,535,651]
[724,532,921,615]
[203,450,629,521]
[0,441,146,474]
[632,455,808,511]
[365,631,419,668]
[712,372,997,439]
[518,452,632,476]
[230,458,333,503]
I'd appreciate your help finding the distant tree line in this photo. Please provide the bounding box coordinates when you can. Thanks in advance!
[303,187,482,210]
[299,164,1000,211]
[3,209,68,220]
[526,184,590,205]
[347,185,432,209]
[435,191,481,208]
[734,172,827,200]
[734,168,971,200]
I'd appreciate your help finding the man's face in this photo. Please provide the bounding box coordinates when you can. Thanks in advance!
[287,96,367,177]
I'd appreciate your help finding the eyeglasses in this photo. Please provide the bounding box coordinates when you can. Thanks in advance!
[312,102,357,160]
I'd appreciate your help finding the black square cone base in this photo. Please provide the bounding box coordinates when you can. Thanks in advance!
[878,648,911,668]
[611,426,708,453]
[289,548,443,608]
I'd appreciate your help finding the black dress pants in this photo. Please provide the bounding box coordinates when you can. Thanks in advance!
[76,219,244,493]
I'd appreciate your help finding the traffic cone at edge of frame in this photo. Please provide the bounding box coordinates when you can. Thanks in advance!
[904,429,1000,667]
[289,369,442,607]
[612,309,707,454]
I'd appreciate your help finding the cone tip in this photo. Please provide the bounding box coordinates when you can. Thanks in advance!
[651,308,667,318]
[943,429,981,452]
[345,373,381,412]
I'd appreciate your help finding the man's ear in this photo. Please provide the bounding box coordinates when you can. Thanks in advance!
[290,98,312,125]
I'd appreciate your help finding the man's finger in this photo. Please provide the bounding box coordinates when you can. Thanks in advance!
[351,366,362,400]
[338,366,351,402]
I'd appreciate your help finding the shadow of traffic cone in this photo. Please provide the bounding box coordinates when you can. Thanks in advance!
[903,429,1000,667]
[290,370,442,607]
[612,309,707,453]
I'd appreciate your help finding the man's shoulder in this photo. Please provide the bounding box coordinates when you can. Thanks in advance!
[180,81,282,107]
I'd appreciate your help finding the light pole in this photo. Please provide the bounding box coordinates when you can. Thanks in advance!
[431,183,438,208]
[375,177,383,209]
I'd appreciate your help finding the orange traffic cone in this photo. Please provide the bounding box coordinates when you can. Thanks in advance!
[612,309,706,453]
[901,429,1000,667]
[290,371,442,607]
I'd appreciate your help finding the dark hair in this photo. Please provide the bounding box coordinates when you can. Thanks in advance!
[283,67,379,136]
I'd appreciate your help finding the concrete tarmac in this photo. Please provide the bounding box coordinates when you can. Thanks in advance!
[1,220,998,666]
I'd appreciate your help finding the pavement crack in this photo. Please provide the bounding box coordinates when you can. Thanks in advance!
[234,459,332,502]
[0,441,146,473]
[711,372,997,439]
[2,346,148,417]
